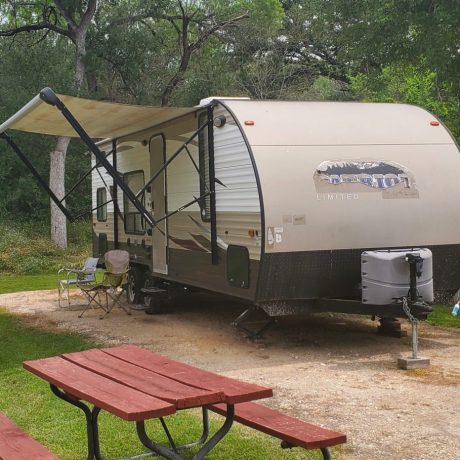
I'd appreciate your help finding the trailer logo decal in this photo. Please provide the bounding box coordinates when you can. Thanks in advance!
[314,160,418,198]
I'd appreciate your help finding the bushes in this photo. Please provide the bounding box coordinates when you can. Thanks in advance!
[0,218,91,274]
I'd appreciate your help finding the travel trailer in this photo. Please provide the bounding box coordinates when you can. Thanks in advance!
[1,88,459,330]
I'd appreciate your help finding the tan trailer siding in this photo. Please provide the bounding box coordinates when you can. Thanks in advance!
[223,100,459,254]
[254,143,460,252]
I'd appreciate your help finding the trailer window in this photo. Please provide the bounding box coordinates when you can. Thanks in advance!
[123,170,145,235]
[96,188,107,222]
[198,111,211,222]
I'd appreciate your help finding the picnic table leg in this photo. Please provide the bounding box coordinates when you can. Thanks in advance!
[136,421,183,460]
[137,407,210,457]
[136,405,233,460]
[50,384,104,460]
[192,404,234,460]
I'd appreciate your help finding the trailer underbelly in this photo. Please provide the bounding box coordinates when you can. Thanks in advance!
[256,244,460,303]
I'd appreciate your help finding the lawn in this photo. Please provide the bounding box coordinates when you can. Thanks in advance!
[0,273,59,293]
[426,304,460,328]
[0,309,327,459]
[0,271,106,294]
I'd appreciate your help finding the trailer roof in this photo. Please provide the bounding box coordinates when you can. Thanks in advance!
[0,92,196,139]
[223,100,454,146]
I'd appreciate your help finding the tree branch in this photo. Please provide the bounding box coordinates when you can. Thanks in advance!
[0,21,69,38]
[80,0,97,32]
[54,0,77,30]
[189,13,249,52]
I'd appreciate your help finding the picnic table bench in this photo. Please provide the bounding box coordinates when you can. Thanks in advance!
[0,412,59,460]
[23,344,346,459]
[210,402,346,460]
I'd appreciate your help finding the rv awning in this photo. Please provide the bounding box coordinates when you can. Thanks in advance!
[0,91,197,139]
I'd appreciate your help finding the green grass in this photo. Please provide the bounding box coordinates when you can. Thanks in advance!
[0,271,105,294]
[0,309,332,459]
[0,273,59,293]
[426,304,460,328]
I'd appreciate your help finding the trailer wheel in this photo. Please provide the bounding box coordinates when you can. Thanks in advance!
[126,266,143,304]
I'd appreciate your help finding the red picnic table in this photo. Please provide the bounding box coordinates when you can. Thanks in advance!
[23,345,273,460]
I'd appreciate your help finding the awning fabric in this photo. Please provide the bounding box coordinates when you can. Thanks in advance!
[0,92,197,140]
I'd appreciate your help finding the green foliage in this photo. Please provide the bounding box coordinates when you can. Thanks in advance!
[302,0,460,140]
[350,64,460,138]
[0,219,91,274]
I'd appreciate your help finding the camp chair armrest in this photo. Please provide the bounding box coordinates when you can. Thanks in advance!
[59,268,97,279]
[62,268,95,274]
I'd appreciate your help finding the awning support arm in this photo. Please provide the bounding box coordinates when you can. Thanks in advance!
[62,149,113,203]
[73,199,114,221]
[38,87,155,228]
[0,131,74,221]
[154,192,211,225]
[136,118,211,200]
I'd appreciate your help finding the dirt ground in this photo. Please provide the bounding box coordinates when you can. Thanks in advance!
[1,289,459,460]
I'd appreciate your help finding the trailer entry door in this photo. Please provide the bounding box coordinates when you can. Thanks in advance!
[150,134,168,274]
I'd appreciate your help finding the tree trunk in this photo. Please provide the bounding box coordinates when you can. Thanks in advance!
[49,35,87,248]
[50,136,70,249]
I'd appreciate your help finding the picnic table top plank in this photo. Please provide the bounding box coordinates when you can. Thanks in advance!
[0,413,59,460]
[102,345,273,404]
[211,402,347,449]
[23,356,175,422]
[62,348,225,409]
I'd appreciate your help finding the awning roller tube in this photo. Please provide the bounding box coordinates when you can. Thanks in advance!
[0,94,43,134]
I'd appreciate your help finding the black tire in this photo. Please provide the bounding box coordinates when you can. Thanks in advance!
[126,266,143,304]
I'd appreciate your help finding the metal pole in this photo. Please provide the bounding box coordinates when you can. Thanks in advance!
[0,132,74,221]
[411,321,418,359]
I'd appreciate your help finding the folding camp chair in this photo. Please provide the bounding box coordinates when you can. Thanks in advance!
[78,250,131,319]
[58,257,99,307]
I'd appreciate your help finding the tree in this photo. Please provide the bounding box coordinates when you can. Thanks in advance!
[0,0,98,248]
[90,0,262,106]
[219,0,350,100]
[302,0,460,137]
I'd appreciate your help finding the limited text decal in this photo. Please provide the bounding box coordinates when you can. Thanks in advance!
[314,160,418,199]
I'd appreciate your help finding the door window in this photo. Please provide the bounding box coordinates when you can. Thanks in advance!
[123,170,145,235]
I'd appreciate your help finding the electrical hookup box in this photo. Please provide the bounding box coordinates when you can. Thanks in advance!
[361,248,434,305]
